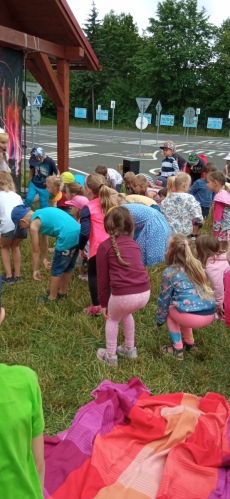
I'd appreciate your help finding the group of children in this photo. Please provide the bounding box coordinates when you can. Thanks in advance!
[1,131,230,496]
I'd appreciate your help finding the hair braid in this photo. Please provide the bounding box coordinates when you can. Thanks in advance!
[110,232,130,267]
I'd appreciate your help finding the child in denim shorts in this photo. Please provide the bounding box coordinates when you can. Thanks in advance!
[11,205,81,303]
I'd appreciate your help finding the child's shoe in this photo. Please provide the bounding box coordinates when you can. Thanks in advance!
[117,345,138,358]
[83,304,102,316]
[184,342,198,353]
[2,275,14,285]
[97,348,117,365]
[161,344,184,360]
[78,274,88,281]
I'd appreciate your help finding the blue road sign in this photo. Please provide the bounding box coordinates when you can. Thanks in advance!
[138,113,152,124]
[207,118,223,130]
[183,116,198,128]
[75,108,87,118]
[33,95,42,107]
[96,110,108,121]
[160,115,174,126]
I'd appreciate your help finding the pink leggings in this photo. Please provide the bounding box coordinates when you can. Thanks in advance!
[106,290,150,354]
[167,305,215,350]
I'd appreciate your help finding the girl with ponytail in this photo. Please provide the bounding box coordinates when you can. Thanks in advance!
[96,206,150,365]
[78,173,117,315]
[156,235,215,360]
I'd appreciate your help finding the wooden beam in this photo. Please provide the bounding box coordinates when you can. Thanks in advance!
[57,59,70,172]
[0,25,84,62]
[26,53,65,108]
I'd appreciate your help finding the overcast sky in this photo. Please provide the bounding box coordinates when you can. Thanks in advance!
[67,0,227,33]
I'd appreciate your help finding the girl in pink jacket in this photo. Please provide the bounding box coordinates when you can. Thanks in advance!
[195,235,230,319]
[207,171,230,250]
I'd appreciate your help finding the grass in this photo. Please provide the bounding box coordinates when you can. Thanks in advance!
[1,221,230,437]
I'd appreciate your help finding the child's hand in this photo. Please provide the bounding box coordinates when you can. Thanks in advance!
[102,307,108,320]
[43,258,51,270]
[216,306,224,317]
[79,248,88,260]
[33,270,41,281]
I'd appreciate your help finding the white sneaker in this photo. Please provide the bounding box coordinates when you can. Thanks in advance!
[78,274,88,281]
[117,345,138,358]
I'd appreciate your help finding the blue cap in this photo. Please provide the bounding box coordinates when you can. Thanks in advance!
[11,205,31,231]
[29,146,45,167]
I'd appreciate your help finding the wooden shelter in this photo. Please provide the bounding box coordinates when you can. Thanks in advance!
[0,0,101,171]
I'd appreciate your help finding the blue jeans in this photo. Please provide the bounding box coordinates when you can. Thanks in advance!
[51,245,79,277]
[25,181,50,208]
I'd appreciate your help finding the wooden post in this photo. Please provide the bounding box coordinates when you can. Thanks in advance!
[57,59,69,173]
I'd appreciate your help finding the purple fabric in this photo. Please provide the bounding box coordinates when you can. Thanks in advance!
[208,468,230,499]
[44,378,149,497]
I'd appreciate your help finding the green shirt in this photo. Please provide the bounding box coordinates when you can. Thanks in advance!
[0,364,44,498]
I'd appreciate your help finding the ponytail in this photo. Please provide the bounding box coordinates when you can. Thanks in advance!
[167,176,176,196]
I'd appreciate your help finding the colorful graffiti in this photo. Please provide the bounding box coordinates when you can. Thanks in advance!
[0,47,23,179]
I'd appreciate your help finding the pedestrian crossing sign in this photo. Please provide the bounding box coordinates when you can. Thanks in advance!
[33,95,42,107]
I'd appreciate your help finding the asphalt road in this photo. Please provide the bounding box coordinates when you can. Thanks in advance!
[23,126,230,178]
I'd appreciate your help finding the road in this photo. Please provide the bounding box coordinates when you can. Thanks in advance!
[23,126,230,178]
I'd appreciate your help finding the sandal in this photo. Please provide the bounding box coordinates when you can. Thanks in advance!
[161,344,184,360]
[184,342,198,353]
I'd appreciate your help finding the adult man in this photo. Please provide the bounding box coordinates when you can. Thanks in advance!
[25,147,58,208]
[11,205,80,303]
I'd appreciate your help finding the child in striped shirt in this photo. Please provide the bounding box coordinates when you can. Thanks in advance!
[155,141,179,187]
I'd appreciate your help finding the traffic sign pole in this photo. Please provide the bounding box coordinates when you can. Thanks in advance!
[155,101,162,147]
[139,106,144,154]
[111,101,115,142]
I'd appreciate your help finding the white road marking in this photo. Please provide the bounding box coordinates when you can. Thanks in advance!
[69,167,87,175]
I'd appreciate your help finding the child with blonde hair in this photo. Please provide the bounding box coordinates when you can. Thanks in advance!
[0,172,27,284]
[0,128,10,172]
[123,171,154,194]
[155,141,179,187]
[157,235,215,360]
[78,173,117,315]
[207,171,230,249]
[97,206,150,365]
[160,172,203,236]
[46,175,69,212]
[132,174,161,203]
[195,235,229,319]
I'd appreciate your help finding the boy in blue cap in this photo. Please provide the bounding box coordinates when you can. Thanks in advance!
[24,147,58,209]
[11,205,80,303]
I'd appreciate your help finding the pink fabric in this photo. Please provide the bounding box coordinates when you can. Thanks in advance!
[224,270,230,327]
[88,197,109,258]
[166,305,215,349]
[213,190,230,237]
[205,253,230,306]
[145,187,161,204]
[65,195,89,209]
[105,290,150,354]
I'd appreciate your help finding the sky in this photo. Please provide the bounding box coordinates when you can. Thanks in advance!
[67,0,227,33]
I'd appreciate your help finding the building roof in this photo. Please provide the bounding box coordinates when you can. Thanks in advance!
[0,0,100,70]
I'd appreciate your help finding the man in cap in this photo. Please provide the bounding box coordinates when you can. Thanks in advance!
[185,152,205,185]
[11,204,80,303]
[24,147,58,208]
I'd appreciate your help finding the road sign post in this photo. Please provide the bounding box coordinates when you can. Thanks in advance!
[111,101,115,141]
[136,98,152,154]
[156,100,162,147]
[195,108,200,139]
[184,107,195,140]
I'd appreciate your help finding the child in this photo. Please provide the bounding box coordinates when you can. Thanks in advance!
[160,172,203,236]
[0,172,27,284]
[25,146,58,209]
[11,205,81,303]
[46,175,71,213]
[123,171,154,194]
[0,278,45,497]
[195,235,229,319]
[223,153,230,183]
[96,206,150,365]
[132,174,161,203]
[185,152,205,185]
[78,173,116,315]
[156,235,215,360]
[155,141,179,187]
[65,182,86,200]
[158,187,168,203]
[189,162,217,239]
[65,195,90,280]
[224,247,230,327]
[0,128,10,172]
[207,171,230,250]
[95,165,123,192]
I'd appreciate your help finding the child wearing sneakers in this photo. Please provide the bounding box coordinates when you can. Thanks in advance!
[96,206,150,365]
[0,172,27,284]
[155,141,179,187]
[157,234,215,360]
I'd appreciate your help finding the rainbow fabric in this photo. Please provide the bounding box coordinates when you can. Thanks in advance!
[44,377,230,499]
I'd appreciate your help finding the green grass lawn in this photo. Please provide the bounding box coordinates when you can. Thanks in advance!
[1,226,229,437]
